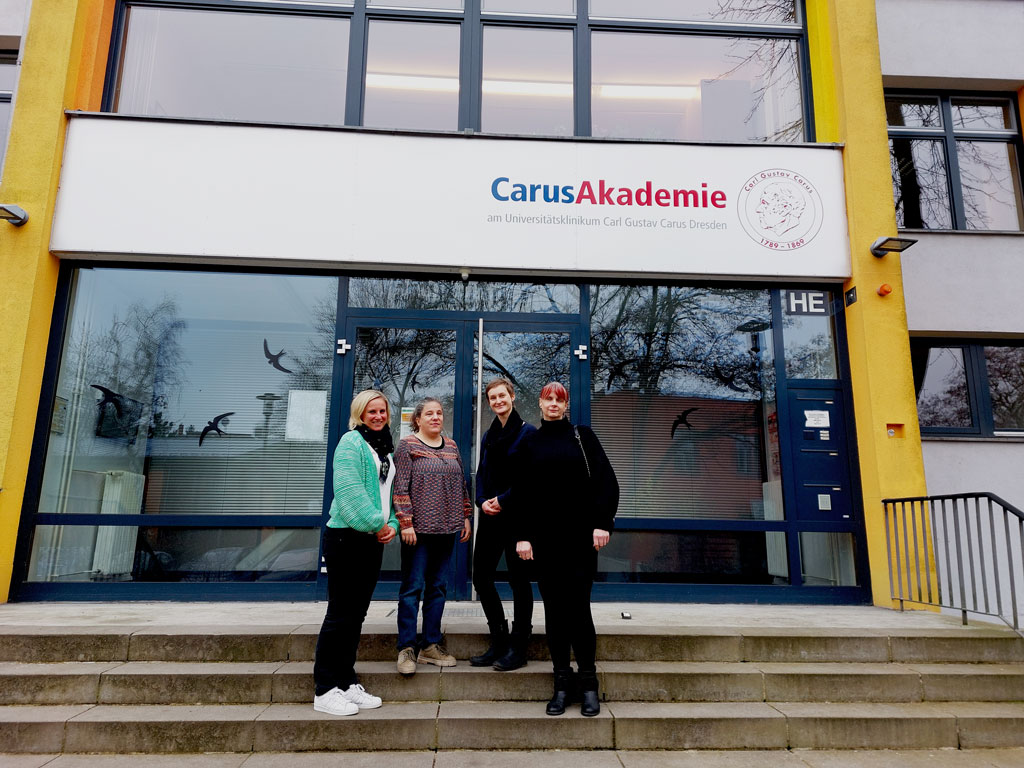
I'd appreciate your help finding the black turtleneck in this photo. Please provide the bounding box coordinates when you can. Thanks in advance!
[475,408,535,510]
[509,418,618,549]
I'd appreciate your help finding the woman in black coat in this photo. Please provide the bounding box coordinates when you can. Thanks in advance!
[471,378,537,670]
[511,381,619,717]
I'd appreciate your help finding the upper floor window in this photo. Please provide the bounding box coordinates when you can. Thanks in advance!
[107,0,806,143]
[114,7,349,125]
[0,52,17,168]
[913,340,1024,436]
[887,93,1024,231]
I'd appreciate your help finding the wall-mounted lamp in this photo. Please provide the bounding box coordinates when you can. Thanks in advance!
[0,204,29,227]
[460,269,470,281]
[869,236,917,258]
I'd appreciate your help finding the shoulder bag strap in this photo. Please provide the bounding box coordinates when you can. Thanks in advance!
[573,425,591,478]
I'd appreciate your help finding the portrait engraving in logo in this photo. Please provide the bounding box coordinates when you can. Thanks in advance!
[737,169,822,251]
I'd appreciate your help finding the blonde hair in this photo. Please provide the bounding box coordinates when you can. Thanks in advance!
[349,389,391,430]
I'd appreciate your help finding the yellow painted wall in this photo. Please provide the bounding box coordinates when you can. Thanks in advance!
[805,0,928,606]
[0,0,113,602]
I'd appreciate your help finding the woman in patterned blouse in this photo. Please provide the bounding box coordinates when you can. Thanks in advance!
[393,397,473,675]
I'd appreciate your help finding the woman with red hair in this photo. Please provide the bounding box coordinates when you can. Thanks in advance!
[511,381,618,717]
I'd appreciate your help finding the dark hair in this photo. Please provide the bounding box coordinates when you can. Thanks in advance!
[485,378,515,398]
[410,397,443,433]
[539,381,568,402]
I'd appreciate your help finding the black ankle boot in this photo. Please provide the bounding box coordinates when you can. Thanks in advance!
[470,621,509,667]
[493,622,531,671]
[579,670,600,717]
[546,670,573,716]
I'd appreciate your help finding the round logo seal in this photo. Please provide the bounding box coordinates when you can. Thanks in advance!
[737,169,822,251]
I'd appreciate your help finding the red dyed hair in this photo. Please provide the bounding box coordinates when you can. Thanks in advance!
[539,381,568,402]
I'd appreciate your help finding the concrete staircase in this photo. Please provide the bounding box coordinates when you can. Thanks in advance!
[2,616,1024,755]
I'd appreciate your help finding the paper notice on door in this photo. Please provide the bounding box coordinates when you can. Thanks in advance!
[285,390,327,441]
[817,494,832,511]
[804,410,830,428]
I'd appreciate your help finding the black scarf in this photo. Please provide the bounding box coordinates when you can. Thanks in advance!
[355,423,395,461]
[485,408,525,449]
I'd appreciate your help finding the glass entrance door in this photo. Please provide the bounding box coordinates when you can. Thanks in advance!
[333,316,582,599]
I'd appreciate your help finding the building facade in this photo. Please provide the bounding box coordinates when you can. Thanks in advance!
[5,0,1005,606]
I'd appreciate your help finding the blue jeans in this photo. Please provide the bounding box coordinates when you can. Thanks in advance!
[397,533,456,650]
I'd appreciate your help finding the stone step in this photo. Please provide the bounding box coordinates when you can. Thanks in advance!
[4,659,1024,706]
[7,750,1024,768]
[2,624,1022,664]
[2,700,1023,753]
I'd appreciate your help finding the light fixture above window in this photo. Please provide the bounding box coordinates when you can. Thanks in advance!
[0,203,28,226]
[869,236,917,258]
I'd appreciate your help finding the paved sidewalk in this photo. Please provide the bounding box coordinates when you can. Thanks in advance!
[0,601,1000,632]
[2,750,1024,768]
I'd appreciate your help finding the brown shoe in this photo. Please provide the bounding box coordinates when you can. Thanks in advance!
[417,643,457,667]
[397,646,417,676]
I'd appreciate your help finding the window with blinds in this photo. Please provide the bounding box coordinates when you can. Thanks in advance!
[30,268,337,583]
[588,285,780,521]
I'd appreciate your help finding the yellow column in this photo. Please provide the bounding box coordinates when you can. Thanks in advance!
[806,0,928,606]
[0,0,113,601]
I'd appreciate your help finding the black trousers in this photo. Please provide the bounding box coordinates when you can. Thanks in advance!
[536,543,597,673]
[313,526,384,695]
[472,514,534,632]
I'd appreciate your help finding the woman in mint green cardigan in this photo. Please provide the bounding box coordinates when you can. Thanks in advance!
[313,389,399,717]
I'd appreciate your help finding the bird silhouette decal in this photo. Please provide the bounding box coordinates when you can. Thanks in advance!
[263,339,293,374]
[713,364,746,393]
[670,408,699,438]
[199,412,235,446]
[90,384,124,417]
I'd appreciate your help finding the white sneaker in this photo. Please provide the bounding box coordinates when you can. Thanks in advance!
[341,683,382,709]
[313,687,359,716]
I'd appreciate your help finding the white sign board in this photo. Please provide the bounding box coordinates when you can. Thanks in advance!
[52,115,851,279]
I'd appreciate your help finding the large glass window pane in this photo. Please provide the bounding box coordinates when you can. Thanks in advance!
[363,21,461,131]
[483,0,574,14]
[889,138,953,229]
[885,96,942,128]
[0,98,10,164]
[347,278,579,313]
[596,530,790,585]
[368,0,463,8]
[984,346,1024,430]
[590,0,796,24]
[916,346,973,428]
[30,269,336,582]
[589,286,779,521]
[482,26,573,137]
[591,33,804,143]
[115,8,349,124]
[957,142,1024,231]
[951,98,1014,131]
[799,532,857,586]
[27,525,318,583]
[782,291,838,379]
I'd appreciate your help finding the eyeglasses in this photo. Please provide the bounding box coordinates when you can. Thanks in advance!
[379,455,391,483]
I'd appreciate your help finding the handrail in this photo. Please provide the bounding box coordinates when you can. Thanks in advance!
[883,492,1024,632]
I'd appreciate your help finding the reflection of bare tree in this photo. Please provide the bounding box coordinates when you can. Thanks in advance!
[916,348,972,428]
[589,285,772,398]
[984,347,1024,429]
[67,298,188,440]
[349,278,573,314]
[713,0,796,23]
[353,328,457,417]
[286,295,337,392]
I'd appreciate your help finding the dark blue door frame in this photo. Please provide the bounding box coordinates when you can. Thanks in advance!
[322,313,586,601]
